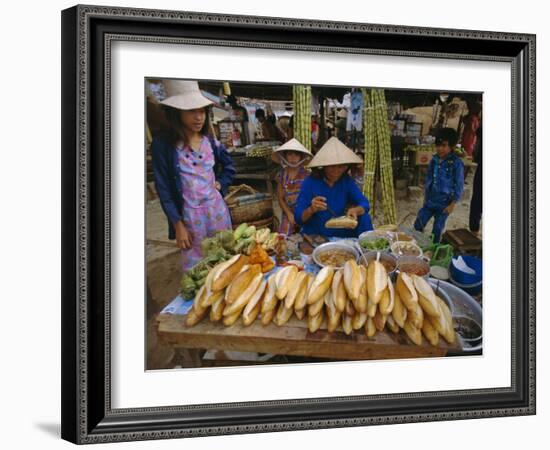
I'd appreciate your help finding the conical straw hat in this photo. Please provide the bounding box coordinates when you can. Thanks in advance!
[160,80,213,110]
[307,137,363,168]
[271,138,312,164]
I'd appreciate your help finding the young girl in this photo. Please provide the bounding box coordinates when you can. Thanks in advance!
[152,80,235,270]
[272,138,311,235]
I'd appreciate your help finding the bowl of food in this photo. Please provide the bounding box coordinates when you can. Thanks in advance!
[359,234,391,252]
[393,232,416,243]
[312,241,360,269]
[363,251,398,275]
[396,255,430,278]
[453,315,482,345]
[390,241,423,258]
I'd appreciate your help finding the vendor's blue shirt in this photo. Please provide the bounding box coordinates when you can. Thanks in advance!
[294,174,373,237]
[424,153,464,206]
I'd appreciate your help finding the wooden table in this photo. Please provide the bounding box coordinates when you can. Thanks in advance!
[157,313,461,362]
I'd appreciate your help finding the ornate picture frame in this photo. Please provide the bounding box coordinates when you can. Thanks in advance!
[61,5,535,444]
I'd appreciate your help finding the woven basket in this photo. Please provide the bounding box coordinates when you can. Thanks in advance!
[225,184,273,226]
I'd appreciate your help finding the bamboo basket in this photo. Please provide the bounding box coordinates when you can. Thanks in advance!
[224,184,273,226]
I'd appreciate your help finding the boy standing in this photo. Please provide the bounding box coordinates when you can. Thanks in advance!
[414,128,464,242]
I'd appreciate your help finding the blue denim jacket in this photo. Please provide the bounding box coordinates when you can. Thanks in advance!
[424,153,464,206]
[151,134,236,239]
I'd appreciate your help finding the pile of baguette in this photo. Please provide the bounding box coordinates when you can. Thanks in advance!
[186,254,456,347]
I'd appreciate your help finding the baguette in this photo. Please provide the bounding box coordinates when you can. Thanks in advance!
[295,273,314,311]
[343,259,361,303]
[225,264,262,304]
[386,315,400,333]
[242,301,262,326]
[374,309,387,332]
[209,295,225,322]
[396,272,418,310]
[242,279,267,317]
[307,266,334,304]
[422,317,440,346]
[308,310,324,333]
[260,306,277,325]
[342,314,353,335]
[408,301,424,329]
[274,302,293,326]
[355,265,368,313]
[412,274,440,317]
[223,272,263,316]
[325,215,358,229]
[331,270,347,312]
[403,320,423,345]
[365,316,376,337]
[353,312,368,330]
[261,274,279,313]
[275,265,299,300]
[211,254,248,291]
[285,270,308,309]
[392,288,408,328]
[367,260,388,305]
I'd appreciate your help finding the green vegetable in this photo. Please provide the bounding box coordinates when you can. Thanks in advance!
[180,274,197,299]
[233,223,248,240]
[216,229,236,251]
[360,237,389,251]
[242,225,256,238]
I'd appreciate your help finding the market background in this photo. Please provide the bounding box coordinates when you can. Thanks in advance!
[0,0,546,448]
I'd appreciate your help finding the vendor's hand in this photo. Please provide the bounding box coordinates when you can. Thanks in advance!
[175,221,192,250]
[443,203,455,215]
[310,196,328,213]
[215,181,221,191]
[346,207,359,220]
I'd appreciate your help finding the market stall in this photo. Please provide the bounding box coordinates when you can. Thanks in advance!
[156,223,482,365]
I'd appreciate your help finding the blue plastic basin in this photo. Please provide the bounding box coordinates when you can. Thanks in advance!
[450,255,482,285]
[449,273,482,296]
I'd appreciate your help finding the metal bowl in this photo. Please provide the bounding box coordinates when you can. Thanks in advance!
[391,241,423,258]
[430,279,483,354]
[312,241,360,268]
[396,255,430,278]
[362,251,398,276]
[453,315,482,345]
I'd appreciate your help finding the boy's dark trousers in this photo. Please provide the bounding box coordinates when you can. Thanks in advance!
[414,195,451,243]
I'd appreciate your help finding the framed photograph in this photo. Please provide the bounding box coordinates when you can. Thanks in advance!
[61,4,536,444]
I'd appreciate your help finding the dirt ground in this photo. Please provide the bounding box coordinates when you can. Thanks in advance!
[146,168,479,369]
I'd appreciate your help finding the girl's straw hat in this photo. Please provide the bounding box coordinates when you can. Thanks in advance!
[271,138,312,164]
[160,80,213,111]
[307,137,363,168]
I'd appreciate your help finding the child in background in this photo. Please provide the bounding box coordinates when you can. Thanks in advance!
[414,128,464,243]
[152,80,235,270]
[272,138,312,235]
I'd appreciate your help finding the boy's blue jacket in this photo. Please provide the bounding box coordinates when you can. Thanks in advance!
[151,134,236,240]
[424,152,464,206]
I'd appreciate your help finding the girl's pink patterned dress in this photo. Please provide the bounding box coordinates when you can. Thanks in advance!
[176,136,232,270]
[277,166,308,235]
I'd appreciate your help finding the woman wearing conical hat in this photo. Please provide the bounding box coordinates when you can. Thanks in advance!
[272,138,312,235]
[294,137,374,237]
[151,80,235,271]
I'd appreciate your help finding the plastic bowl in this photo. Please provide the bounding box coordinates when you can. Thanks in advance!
[449,273,482,296]
[450,255,482,285]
